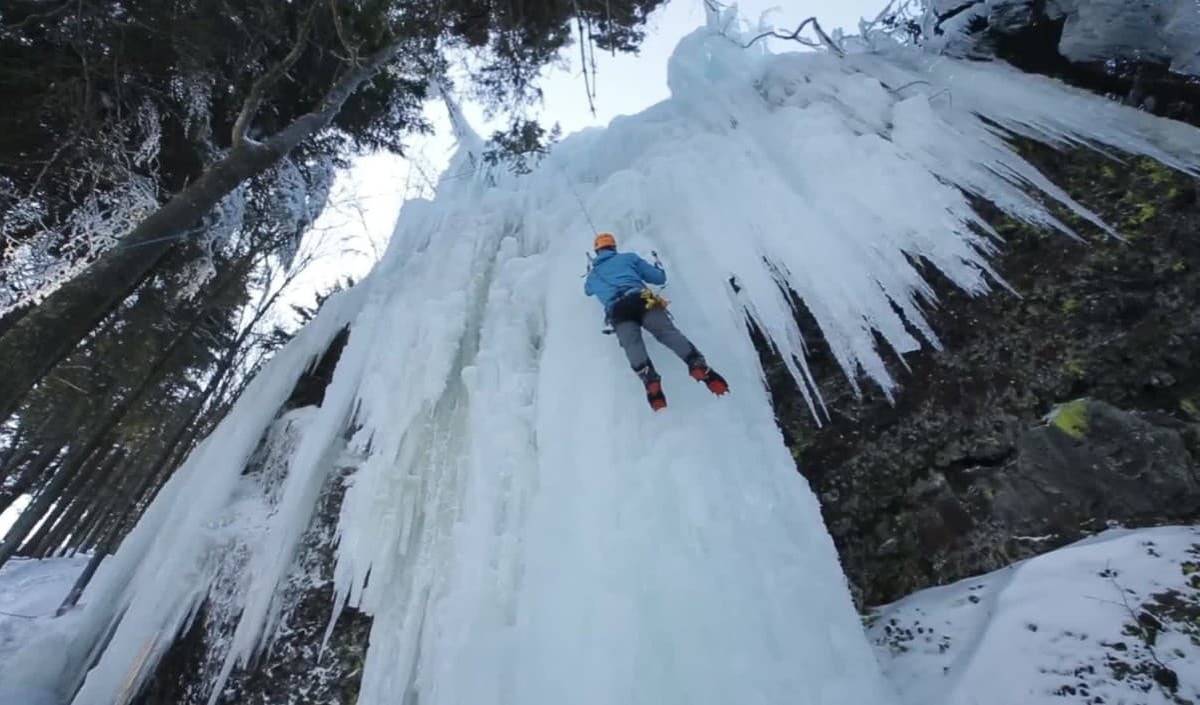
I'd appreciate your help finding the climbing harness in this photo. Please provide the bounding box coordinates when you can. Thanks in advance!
[639,287,669,311]
[585,248,671,334]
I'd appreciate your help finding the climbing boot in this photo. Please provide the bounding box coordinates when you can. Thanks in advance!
[636,364,667,411]
[687,355,729,396]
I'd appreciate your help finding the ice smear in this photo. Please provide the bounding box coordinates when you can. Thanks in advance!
[16,12,1200,705]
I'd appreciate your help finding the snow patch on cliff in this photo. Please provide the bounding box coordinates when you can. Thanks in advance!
[871,526,1200,705]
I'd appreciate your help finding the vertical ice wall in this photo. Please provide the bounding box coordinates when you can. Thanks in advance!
[11,9,1200,705]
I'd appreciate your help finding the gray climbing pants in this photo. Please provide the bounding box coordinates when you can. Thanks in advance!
[614,307,698,371]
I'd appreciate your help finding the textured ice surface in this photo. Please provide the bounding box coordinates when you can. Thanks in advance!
[10,10,1200,705]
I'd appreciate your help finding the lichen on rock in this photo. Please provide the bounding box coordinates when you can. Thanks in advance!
[1047,399,1090,439]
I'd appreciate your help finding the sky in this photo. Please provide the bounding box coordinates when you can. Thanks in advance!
[4,1,887,542]
[278,0,890,316]
[1,1,892,547]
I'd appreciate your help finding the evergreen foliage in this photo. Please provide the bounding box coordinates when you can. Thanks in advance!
[0,0,663,567]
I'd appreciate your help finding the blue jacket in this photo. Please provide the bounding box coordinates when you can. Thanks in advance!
[584,249,666,311]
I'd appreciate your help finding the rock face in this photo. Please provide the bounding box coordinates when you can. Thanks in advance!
[769,143,1200,607]
[1052,0,1199,73]
[104,37,1200,705]
[927,0,1200,77]
[1001,399,1198,532]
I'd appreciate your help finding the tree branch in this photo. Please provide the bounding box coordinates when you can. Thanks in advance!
[329,0,360,66]
[263,35,408,156]
[231,2,319,147]
[0,30,411,423]
[742,17,845,57]
[0,0,73,31]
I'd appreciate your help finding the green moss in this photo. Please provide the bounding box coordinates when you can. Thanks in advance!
[1126,202,1158,229]
[1100,164,1118,180]
[1141,158,1174,185]
[1049,399,1090,439]
[1171,260,1189,274]
[1064,358,1086,379]
[1181,398,1200,421]
[1060,297,1081,314]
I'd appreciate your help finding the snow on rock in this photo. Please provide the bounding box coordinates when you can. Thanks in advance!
[922,0,1200,77]
[870,526,1200,705]
[1053,0,1200,76]
[10,9,1200,705]
[0,556,89,705]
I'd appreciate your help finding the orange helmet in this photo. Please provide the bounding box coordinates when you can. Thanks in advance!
[594,232,617,251]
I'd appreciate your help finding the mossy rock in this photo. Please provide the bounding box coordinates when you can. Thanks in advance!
[764,140,1200,607]
[1048,399,1090,439]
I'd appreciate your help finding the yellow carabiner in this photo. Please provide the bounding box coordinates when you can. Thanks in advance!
[641,288,669,310]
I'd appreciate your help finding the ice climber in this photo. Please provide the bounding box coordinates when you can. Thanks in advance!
[584,232,729,411]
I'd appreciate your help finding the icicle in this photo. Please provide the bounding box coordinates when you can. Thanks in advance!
[16,12,1200,705]
[430,78,485,167]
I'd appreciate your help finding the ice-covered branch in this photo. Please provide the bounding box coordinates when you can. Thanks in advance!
[742,16,845,57]
[14,17,1200,705]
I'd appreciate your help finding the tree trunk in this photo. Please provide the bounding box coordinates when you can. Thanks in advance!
[0,442,63,517]
[0,317,187,568]
[0,39,405,423]
[73,451,140,553]
[1,444,35,485]
[0,448,89,566]
[26,448,123,557]
[74,491,119,553]
[56,542,106,616]
[0,146,272,424]
[1,416,53,480]
[57,445,178,615]
[21,446,114,556]
[53,330,250,602]
[1,244,266,556]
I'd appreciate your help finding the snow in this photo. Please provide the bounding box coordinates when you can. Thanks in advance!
[0,556,89,705]
[1,174,159,316]
[59,286,365,705]
[1055,0,1200,76]
[6,7,1200,705]
[870,526,1200,705]
[0,495,32,540]
[921,0,1200,77]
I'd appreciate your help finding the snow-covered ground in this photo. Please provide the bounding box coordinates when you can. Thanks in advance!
[870,526,1200,705]
[2,6,1200,705]
[0,556,88,705]
[4,527,1197,705]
